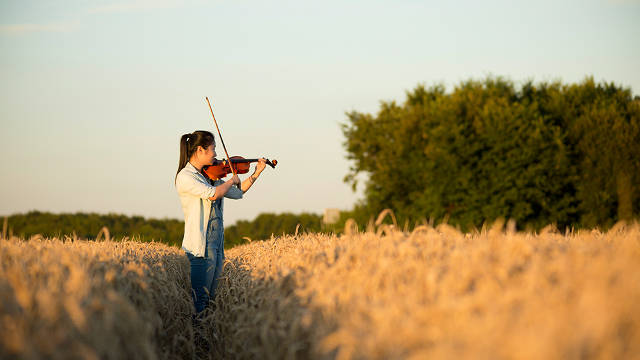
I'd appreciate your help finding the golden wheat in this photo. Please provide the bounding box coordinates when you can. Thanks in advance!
[210,219,640,360]
[2,219,640,360]
[0,234,197,360]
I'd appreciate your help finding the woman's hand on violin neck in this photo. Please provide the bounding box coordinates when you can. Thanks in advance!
[255,158,267,174]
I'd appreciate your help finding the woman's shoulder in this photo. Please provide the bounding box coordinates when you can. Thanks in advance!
[176,166,192,178]
[176,166,199,185]
[177,165,195,176]
[176,165,215,187]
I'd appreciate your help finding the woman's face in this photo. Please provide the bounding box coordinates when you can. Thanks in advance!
[199,144,216,165]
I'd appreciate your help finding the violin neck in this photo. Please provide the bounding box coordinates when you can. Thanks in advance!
[228,158,276,168]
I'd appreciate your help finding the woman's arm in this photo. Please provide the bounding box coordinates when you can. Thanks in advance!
[176,171,217,199]
[209,175,240,200]
[176,166,241,201]
[240,158,267,194]
[240,172,259,193]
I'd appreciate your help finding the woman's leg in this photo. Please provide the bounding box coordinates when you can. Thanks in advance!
[206,213,225,302]
[204,233,219,307]
[210,247,224,296]
[187,252,209,314]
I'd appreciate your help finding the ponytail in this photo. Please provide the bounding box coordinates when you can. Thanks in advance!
[175,130,215,183]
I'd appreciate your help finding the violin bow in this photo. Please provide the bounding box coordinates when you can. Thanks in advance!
[205,97,240,188]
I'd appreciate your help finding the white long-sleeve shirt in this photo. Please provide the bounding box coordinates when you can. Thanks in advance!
[175,162,243,256]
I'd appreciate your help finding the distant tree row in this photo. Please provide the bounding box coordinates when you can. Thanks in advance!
[4,211,185,247]
[2,211,326,249]
[223,212,324,248]
[341,76,640,231]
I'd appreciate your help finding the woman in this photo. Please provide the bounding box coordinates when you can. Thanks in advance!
[175,130,266,315]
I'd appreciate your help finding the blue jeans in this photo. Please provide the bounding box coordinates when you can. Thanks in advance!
[187,216,225,314]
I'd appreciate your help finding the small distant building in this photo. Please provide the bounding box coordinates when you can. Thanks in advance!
[323,208,341,225]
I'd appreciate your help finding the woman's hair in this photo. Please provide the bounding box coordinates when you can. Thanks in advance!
[176,130,215,183]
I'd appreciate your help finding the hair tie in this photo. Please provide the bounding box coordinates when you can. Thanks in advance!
[186,134,191,142]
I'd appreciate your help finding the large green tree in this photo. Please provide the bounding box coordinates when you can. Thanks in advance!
[342,76,639,230]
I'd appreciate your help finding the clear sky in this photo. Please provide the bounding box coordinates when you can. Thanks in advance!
[1,0,639,225]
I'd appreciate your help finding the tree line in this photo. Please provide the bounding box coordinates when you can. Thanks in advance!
[2,211,328,249]
[340,76,640,231]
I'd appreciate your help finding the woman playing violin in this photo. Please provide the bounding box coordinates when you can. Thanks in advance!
[175,130,266,315]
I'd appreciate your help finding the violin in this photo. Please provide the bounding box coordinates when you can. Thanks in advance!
[204,97,278,185]
[202,156,278,181]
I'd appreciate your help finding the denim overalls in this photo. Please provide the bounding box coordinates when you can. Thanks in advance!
[187,196,225,314]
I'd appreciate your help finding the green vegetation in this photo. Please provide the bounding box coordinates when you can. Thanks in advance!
[3,211,185,247]
[341,76,640,231]
[2,211,329,249]
[223,212,324,247]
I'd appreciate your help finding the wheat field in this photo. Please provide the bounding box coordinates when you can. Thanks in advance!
[0,231,197,360]
[2,218,640,359]
[209,217,640,360]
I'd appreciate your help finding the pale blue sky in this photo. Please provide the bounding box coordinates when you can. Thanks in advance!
[1,0,639,225]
